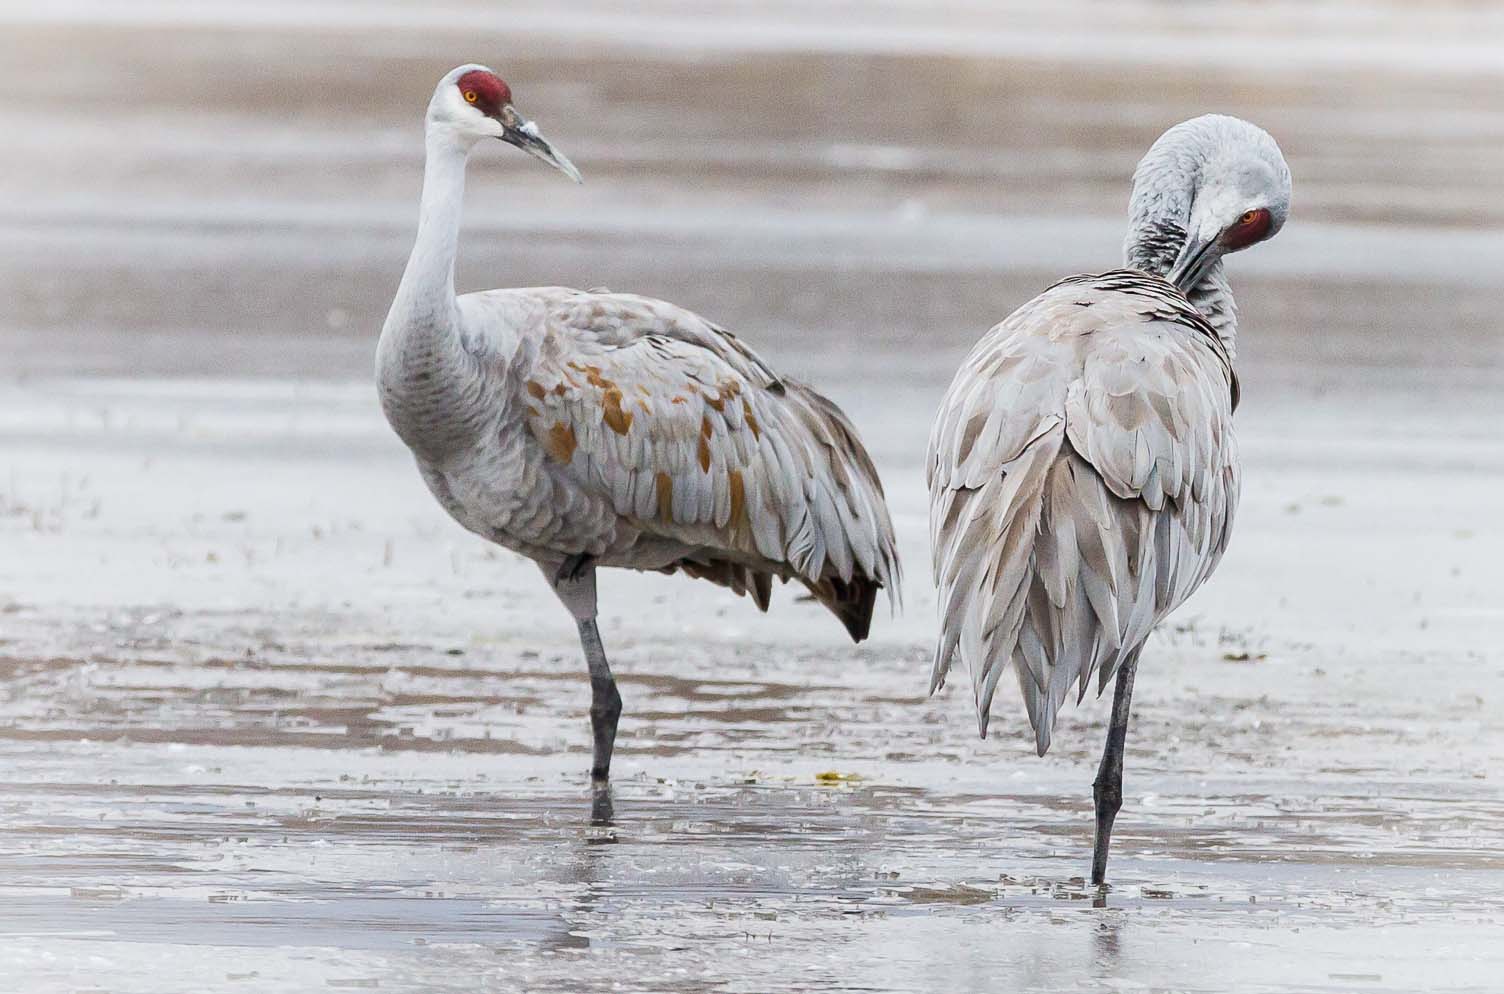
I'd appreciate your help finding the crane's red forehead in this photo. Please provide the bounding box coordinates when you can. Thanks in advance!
[456,69,511,114]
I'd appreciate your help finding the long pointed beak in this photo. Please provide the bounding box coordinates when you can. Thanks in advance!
[1165,232,1218,292]
[499,106,582,183]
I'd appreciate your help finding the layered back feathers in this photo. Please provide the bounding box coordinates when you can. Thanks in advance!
[928,272,1239,754]
[489,288,900,640]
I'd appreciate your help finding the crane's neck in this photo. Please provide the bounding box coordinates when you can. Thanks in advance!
[390,132,469,335]
[378,131,489,457]
[1122,145,1239,359]
[1124,224,1237,359]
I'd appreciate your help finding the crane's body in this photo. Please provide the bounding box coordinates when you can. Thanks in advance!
[929,270,1240,751]
[928,115,1290,884]
[379,65,898,795]
[383,284,895,617]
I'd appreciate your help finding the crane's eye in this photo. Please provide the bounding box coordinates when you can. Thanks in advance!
[1220,207,1273,250]
[464,90,479,103]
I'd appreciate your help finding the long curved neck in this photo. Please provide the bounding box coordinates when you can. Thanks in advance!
[1123,147,1239,359]
[378,131,487,456]
[388,132,468,341]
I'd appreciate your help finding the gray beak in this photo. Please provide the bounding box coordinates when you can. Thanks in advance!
[1164,232,1219,292]
[499,106,583,183]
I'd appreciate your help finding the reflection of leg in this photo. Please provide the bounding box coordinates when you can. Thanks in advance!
[578,617,622,784]
[1091,655,1139,886]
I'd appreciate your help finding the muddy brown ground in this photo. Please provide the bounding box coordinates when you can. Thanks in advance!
[1,2,1502,991]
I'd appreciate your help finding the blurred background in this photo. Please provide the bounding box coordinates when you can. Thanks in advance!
[6,0,1504,380]
[1,2,1502,992]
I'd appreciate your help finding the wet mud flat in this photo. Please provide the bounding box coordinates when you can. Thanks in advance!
[3,1,1504,992]
[0,575,1501,993]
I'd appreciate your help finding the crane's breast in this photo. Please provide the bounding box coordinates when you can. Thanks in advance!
[415,414,622,561]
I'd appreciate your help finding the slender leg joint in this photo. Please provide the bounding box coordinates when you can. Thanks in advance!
[1092,776,1123,820]
[555,553,595,585]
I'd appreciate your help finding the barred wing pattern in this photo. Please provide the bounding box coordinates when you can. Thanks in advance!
[514,289,899,640]
[928,271,1239,754]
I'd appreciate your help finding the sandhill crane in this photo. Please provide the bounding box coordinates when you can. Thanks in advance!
[928,115,1291,884]
[376,65,900,794]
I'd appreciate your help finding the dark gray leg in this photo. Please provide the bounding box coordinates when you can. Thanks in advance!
[577,617,622,784]
[543,561,622,813]
[589,784,615,826]
[1091,655,1139,886]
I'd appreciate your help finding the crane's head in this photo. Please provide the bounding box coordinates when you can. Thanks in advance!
[426,64,582,183]
[1128,115,1290,291]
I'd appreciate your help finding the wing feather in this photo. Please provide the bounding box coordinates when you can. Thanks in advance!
[512,288,900,640]
[929,271,1240,752]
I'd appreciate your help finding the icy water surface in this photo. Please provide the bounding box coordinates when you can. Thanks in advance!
[2,2,1504,992]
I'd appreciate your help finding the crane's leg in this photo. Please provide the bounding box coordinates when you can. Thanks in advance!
[1091,654,1140,886]
[577,615,623,784]
[545,561,623,787]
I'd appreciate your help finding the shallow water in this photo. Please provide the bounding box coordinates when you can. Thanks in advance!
[2,2,1503,992]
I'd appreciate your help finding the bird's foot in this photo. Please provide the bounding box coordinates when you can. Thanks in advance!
[554,553,595,585]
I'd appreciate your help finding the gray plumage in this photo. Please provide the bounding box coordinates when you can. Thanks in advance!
[408,286,899,632]
[928,271,1239,754]
[927,114,1290,882]
[376,66,898,787]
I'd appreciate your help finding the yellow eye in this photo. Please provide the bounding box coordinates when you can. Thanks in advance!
[1238,210,1259,225]
[464,90,478,103]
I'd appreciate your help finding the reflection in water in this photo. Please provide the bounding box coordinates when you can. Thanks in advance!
[1092,915,1123,970]
[549,794,628,955]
